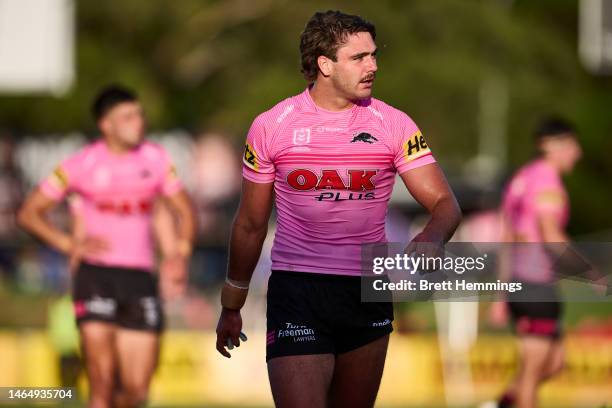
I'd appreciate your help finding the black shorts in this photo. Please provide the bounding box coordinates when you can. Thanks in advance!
[72,262,164,333]
[266,271,394,362]
[507,282,562,340]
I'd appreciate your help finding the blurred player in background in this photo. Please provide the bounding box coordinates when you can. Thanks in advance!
[18,85,196,408]
[215,10,461,408]
[487,118,582,408]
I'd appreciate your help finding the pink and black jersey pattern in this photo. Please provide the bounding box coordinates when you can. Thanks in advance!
[243,88,436,276]
[40,140,182,271]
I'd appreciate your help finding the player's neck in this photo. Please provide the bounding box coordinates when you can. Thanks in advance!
[102,136,136,155]
[541,156,563,173]
[309,82,354,112]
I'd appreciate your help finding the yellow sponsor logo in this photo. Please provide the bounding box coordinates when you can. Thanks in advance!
[48,167,68,190]
[243,142,258,170]
[404,131,431,162]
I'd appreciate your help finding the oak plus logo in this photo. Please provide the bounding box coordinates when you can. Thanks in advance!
[286,168,378,201]
[95,198,153,216]
[293,128,311,145]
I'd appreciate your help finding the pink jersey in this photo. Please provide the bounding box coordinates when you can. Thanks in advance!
[243,88,436,276]
[501,159,569,282]
[40,140,182,271]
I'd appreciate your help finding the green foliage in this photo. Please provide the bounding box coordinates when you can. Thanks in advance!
[0,0,610,232]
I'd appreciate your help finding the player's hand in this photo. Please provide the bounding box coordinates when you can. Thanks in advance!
[159,255,188,300]
[488,300,509,327]
[405,230,445,273]
[68,236,110,274]
[216,308,245,358]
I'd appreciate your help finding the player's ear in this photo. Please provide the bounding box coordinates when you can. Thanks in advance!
[98,116,111,135]
[317,55,333,77]
[537,138,549,156]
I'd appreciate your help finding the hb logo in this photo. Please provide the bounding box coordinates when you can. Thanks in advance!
[404,132,430,160]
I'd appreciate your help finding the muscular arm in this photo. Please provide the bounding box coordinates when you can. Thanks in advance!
[227,179,274,282]
[17,189,72,254]
[216,179,273,358]
[399,163,462,243]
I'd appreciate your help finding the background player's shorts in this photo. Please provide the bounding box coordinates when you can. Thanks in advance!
[72,262,164,333]
[508,281,562,340]
[266,271,394,362]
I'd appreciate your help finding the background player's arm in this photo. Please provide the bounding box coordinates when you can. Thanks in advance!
[162,189,197,256]
[536,192,605,292]
[536,192,573,265]
[18,189,109,259]
[538,212,569,243]
[157,189,196,300]
[535,189,569,243]
[400,163,462,244]
[18,189,76,254]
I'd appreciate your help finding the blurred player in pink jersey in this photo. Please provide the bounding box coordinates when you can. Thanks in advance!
[215,10,461,408]
[488,118,582,408]
[18,85,196,408]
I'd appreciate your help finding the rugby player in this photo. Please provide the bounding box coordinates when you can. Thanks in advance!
[487,117,582,408]
[215,10,461,408]
[18,85,196,408]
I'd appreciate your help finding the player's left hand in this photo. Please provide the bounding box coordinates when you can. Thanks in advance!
[160,255,188,300]
[216,308,246,358]
[68,235,111,275]
[405,230,445,273]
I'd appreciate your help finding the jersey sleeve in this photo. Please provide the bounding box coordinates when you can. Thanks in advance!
[242,115,275,183]
[530,169,565,215]
[39,155,81,201]
[159,149,183,196]
[392,112,436,174]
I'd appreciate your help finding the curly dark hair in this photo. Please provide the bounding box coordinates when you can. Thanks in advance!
[299,10,376,82]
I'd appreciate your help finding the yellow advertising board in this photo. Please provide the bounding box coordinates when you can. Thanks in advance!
[1,330,611,407]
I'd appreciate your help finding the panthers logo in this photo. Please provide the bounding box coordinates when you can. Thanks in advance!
[350,132,379,144]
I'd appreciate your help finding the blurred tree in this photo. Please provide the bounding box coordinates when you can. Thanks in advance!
[0,0,610,233]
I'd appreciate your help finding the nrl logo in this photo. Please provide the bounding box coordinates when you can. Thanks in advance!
[351,132,378,144]
[293,128,311,145]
